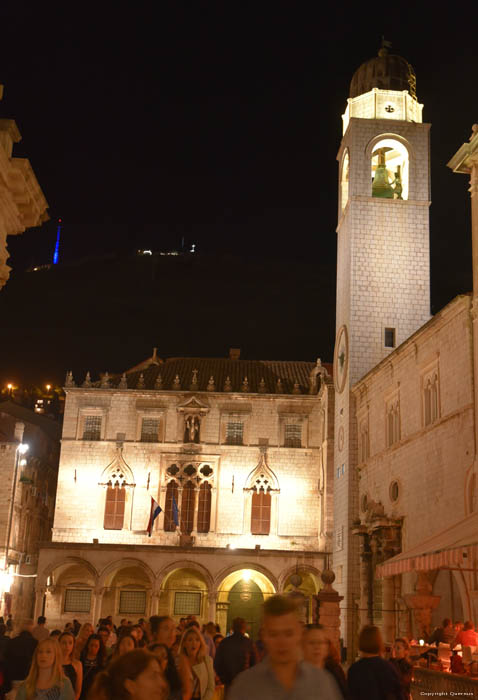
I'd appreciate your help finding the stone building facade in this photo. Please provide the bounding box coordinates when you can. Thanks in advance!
[352,295,475,640]
[37,353,334,634]
[0,402,60,619]
[0,84,49,290]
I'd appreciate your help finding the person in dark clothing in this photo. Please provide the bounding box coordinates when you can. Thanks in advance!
[3,619,38,692]
[79,633,106,700]
[214,617,257,695]
[428,618,455,646]
[0,623,9,695]
[348,625,404,700]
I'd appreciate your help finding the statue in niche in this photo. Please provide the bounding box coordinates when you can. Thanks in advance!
[309,358,327,394]
[184,415,201,443]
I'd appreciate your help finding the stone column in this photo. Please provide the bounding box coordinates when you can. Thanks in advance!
[381,575,396,645]
[448,127,478,492]
[207,592,217,623]
[315,570,343,651]
[91,587,105,625]
[150,589,161,616]
[360,535,373,627]
[34,587,46,619]
[215,601,229,636]
[404,572,440,639]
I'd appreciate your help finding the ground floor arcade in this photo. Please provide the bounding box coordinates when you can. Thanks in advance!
[36,543,327,637]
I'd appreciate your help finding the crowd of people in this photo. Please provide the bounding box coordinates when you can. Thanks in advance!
[0,600,420,700]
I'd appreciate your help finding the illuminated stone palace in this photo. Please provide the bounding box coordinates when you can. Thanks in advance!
[36,351,334,637]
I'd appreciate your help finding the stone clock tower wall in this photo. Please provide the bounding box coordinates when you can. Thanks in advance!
[332,51,431,658]
[339,118,431,384]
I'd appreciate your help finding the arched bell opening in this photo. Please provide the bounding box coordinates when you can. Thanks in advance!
[371,138,410,200]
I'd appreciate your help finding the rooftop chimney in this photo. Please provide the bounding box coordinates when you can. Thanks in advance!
[229,348,241,360]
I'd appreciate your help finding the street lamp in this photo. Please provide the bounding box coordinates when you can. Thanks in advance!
[46,384,51,393]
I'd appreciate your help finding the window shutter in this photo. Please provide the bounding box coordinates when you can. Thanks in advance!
[251,489,271,535]
[197,483,212,533]
[181,482,195,535]
[104,486,126,530]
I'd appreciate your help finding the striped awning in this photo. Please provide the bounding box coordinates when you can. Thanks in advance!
[376,510,478,578]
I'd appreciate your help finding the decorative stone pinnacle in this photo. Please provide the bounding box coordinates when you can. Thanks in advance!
[137,373,145,389]
[119,373,127,389]
[224,376,232,392]
[241,376,249,392]
[173,374,181,389]
[190,369,199,390]
[292,382,301,394]
[155,373,163,390]
[207,376,215,392]
[276,378,283,393]
[83,372,92,388]
[65,371,75,388]
[258,378,266,393]
[100,372,110,388]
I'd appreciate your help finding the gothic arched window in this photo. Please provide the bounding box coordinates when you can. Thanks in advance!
[251,487,271,535]
[104,486,126,530]
[164,481,179,532]
[181,482,196,535]
[102,464,133,531]
[197,482,212,533]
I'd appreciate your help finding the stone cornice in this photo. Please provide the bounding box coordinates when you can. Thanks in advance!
[447,127,478,175]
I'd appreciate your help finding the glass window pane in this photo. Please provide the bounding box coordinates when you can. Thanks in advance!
[119,590,146,615]
[174,591,201,616]
[141,418,160,442]
[226,421,243,445]
[83,415,101,440]
[64,589,91,613]
[284,424,301,448]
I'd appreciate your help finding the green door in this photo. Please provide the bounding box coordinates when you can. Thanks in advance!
[226,579,264,642]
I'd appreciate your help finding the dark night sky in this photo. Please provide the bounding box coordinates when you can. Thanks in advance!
[0,2,477,384]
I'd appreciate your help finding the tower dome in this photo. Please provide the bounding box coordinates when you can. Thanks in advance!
[349,48,416,99]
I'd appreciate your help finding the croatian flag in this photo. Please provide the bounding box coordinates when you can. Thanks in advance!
[172,495,180,527]
[147,497,162,537]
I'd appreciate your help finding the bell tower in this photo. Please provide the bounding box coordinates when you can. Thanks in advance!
[332,46,431,657]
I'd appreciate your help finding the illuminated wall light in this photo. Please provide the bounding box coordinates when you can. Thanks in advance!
[242,570,251,582]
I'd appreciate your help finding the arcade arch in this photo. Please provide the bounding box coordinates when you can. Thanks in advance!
[216,566,276,640]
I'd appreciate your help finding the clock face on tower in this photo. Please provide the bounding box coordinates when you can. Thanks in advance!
[333,324,349,394]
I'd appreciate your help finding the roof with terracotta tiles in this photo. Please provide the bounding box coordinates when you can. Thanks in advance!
[75,354,333,395]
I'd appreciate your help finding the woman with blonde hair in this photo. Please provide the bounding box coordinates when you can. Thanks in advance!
[73,624,94,661]
[16,638,74,699]
[178,627,215,700]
